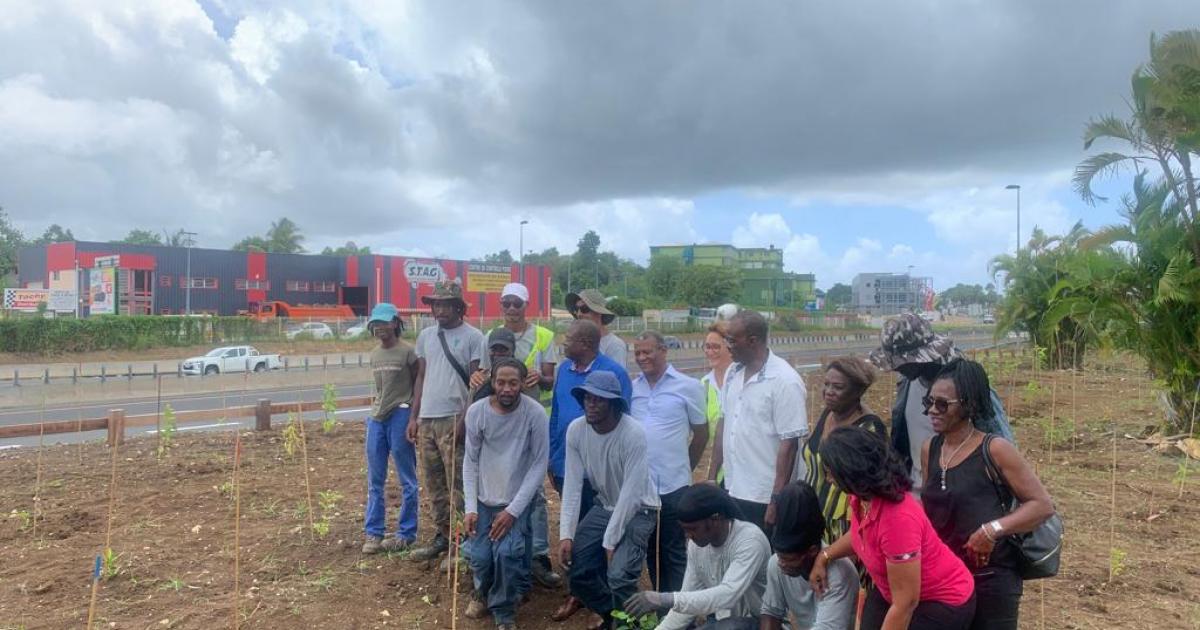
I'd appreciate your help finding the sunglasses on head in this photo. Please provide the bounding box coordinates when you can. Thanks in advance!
[501,299,525,309]
[921,396,961,414]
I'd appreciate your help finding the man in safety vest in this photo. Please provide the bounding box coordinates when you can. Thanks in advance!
[470,281,561,588]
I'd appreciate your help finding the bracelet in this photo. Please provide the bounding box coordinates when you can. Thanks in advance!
[821,549,832,563]
[989,520,1003,537]
[980,525,996,543]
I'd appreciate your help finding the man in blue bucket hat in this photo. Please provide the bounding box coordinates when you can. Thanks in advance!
[361,303,421,554]
[558,370,660,629]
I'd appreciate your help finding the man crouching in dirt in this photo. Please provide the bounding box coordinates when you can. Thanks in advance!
[462,358,549,630]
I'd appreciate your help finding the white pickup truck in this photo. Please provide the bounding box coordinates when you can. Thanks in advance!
[181,346,283,376]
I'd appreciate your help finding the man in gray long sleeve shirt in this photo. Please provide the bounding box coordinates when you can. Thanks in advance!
[462,359,549,630]
[559,370,660,628]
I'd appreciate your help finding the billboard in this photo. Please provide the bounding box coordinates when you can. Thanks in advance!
[3,288,48,311]
[89,267,116,315]
[466,262,510,293]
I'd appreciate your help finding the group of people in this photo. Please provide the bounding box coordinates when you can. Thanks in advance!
[361,279,1056,630]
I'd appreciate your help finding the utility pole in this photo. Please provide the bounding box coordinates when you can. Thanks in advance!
[519,219,529,281]
[181,231,197,315]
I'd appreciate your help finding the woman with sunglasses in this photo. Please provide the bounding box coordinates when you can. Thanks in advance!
[810,427,975,630]
[919,358,1054,630]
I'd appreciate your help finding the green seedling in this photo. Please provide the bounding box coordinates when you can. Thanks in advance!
[157,404,177,460]
[10,509,33,531]
[282,412,302,458]
[291,501,309,521]
[308,569,336,592]
[216,481,235,498]
[611,609,658,630]
[322,383,338,433]
[159,578,187,592]
[312,490,342,538]
[1109,547,1127,580]
[1174,459,1192,493]
[101,548,125,580]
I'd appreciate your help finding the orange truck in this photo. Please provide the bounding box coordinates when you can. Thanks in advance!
[241,300,356,321]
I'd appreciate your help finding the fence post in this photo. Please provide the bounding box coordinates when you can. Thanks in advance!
[100,365,107,384]
[304,357,310,372]
[322,356,328,371]
[153,363,158,379]
[72,367,78,385]
[107,409,126,446]
[340,355,345,368]
[11,369,18,387]
[284,357,290,372]
[43,369,50,385]
[255,399,272,431]
[358,354,363,368]
[126,364,133,380]
[177,362,183,378]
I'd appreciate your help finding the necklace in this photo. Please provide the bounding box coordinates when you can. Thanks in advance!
[939,427,976,491]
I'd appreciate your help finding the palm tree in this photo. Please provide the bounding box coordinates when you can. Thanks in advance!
[1074,30,1200,261]
[266,217,305,254]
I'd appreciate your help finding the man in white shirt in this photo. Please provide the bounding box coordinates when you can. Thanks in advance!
[632,330,708,592]
[624,484,771,630]
[708,311,807,535]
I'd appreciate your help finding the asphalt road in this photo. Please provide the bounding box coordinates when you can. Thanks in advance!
[0,336,1008,450]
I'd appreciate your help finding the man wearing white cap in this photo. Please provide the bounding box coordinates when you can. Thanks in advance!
[470,281,562,588]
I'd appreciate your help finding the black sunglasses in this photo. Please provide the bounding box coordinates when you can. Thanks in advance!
[921,396,961,414]
[501,299,525,309]
[575,303,592,315]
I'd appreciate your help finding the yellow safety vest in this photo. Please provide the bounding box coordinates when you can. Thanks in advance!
[491,324,556,403]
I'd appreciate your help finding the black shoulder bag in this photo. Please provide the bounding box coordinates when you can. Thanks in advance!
[437,329,471,386]
[980,432,1064,580]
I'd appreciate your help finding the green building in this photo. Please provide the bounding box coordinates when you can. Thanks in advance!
[649,243,817,308]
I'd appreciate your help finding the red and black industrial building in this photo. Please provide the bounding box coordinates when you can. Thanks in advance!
[17,241,553,319]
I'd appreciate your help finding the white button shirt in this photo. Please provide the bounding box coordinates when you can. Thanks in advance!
[721,351,808,504]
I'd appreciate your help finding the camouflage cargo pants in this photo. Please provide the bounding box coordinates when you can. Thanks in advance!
[419,415,464,537]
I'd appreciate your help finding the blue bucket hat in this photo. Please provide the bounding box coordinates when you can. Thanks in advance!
[570,370,627,415]
[368,302,399,323]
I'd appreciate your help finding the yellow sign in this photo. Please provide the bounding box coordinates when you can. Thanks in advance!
[466,263,510,293]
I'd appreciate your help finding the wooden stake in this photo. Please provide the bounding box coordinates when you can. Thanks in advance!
[296,402,316,541]
[1070,344,1079,452]
[1108,415,1118,582]
[232,432,242,630]
[91,407,123,626]
[1178,383,1200,499]
[156,374,163,454]
[1048,374,1058,464]
[448,416,461,630]
[33,395,45,540]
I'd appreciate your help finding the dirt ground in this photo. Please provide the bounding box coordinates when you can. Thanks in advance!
[1,352,1198,629]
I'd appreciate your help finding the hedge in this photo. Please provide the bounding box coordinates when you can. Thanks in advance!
[0,316,287,354]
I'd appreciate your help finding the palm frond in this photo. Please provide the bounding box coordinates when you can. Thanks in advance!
[1074,152,1140,205]
[1083,114,1141,150]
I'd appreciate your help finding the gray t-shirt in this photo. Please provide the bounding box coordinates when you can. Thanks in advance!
[560,414,660,549]
[658,519,771,630]
[462,395,549,517]
[761,554,857,630]
[600,332,627,367]
[415,323,485,418]
[904,378,933,492]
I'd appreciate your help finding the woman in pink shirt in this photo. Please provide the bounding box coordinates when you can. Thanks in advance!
[810,427,975,630]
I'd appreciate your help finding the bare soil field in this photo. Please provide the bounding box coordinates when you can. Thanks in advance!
[1,352,1197,629]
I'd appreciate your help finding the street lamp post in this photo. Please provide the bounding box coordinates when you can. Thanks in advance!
[519,219,529,280]
[181,231,197,315]
[1006,184,1021,254]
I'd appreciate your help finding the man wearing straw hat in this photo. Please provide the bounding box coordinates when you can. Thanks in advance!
[566,288,627,367]
[462,358,549,630]
[408,279,486,563]
[559,370,659,630]
[868,312,1014,493]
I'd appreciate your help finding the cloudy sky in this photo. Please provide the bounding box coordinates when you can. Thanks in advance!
[2,1,1197,289]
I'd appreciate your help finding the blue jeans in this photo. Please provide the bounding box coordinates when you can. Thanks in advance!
[364,408,418,540]
[532,487,550,557]
[569,506,657,618]
[464,503,533,625]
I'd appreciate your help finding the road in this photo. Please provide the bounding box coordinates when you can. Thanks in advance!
[0,335,1009,449]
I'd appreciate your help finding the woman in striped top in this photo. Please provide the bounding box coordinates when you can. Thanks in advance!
[802,357,887,545]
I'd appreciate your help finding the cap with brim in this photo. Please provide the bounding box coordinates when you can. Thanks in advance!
[421,280,468,307]
[487,328,516,353]
[565,288,615,325]
[868,313,962,370]
[501,283,530,302]
[569,370,627,415]
[368,302,399,323]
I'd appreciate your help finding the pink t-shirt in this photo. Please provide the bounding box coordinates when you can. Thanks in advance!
[849,494,974,606]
